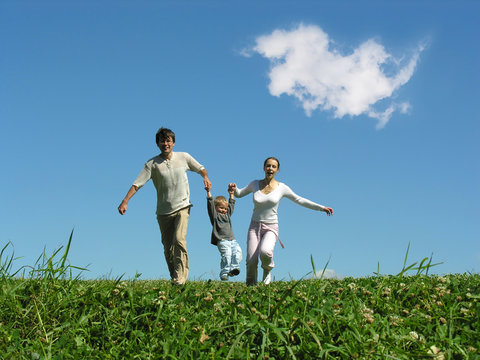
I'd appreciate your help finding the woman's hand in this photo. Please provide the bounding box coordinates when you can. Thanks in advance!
[324,207,333,216]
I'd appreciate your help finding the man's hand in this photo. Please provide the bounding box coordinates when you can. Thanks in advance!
[205,181,212,192]
[118,200,128,215]
[204,177,212,191]
[117,185,138,215]
[199,169,211,191]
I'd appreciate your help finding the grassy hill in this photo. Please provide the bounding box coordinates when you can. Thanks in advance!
[1,238,479,359]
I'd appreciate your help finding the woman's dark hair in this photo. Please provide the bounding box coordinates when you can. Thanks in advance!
[155,127,176,145]
[264,156,280,170]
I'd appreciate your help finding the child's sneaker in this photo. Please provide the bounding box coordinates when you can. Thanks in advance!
[228,268,240,277]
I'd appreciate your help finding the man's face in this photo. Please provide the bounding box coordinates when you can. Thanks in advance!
[158,136,175,155]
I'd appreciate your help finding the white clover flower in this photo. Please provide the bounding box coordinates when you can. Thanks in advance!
[428,345,445,360]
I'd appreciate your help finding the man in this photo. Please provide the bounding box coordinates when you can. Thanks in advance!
[118,127,211,285]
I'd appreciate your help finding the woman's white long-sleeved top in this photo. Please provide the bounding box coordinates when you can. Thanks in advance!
[234,180,326,224]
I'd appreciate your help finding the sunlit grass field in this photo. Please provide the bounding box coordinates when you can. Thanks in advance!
[1,234,479,359]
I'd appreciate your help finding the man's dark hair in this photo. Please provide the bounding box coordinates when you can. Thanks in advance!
[156,127,176,145]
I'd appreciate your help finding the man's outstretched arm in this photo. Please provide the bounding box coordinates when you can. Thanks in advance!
[118,185,138,215]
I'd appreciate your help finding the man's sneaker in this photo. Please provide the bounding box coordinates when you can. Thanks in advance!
[228,268,240,277]
[262,270,272,285]
[220,275,228,281]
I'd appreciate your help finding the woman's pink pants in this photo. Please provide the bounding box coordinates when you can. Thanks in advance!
[246,221,279,285]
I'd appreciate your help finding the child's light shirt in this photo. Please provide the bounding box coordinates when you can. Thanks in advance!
[234,180,325,224]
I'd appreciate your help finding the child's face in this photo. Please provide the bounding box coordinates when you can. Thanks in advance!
[215,203,228,215]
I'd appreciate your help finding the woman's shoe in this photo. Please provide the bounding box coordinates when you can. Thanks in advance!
[262,270,271,285]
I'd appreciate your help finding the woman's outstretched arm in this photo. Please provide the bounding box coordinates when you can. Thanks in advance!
[231,181,256,198]
[283,184,333,215]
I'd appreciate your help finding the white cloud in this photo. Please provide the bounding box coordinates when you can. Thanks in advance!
[312,269,345,280]
[245,24,425,129]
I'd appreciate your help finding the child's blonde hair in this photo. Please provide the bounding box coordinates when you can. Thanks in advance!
[214,196,228,207]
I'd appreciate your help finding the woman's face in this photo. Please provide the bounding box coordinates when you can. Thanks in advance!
[264,158,279,178]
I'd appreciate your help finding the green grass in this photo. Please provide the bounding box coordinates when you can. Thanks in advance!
[1,235,479,359]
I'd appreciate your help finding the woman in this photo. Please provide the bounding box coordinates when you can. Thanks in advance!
[229,157,333,285]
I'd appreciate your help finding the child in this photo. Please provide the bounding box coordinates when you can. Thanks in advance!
[206,184,242,281]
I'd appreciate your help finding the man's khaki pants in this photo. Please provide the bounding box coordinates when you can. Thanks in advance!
[157,207,190,285]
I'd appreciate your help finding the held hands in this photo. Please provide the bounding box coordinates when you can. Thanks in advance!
[204,177,212,191]
[205,182,212,192]
[324,207,333,216]
[205,182,213,199]
[227,183,236,199]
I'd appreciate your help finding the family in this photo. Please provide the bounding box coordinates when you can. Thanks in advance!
[118,127,333,286]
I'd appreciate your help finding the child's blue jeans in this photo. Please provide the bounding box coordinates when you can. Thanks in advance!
[217,239,242,279]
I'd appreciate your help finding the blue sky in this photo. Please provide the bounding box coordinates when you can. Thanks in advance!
[1,0,478,281]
